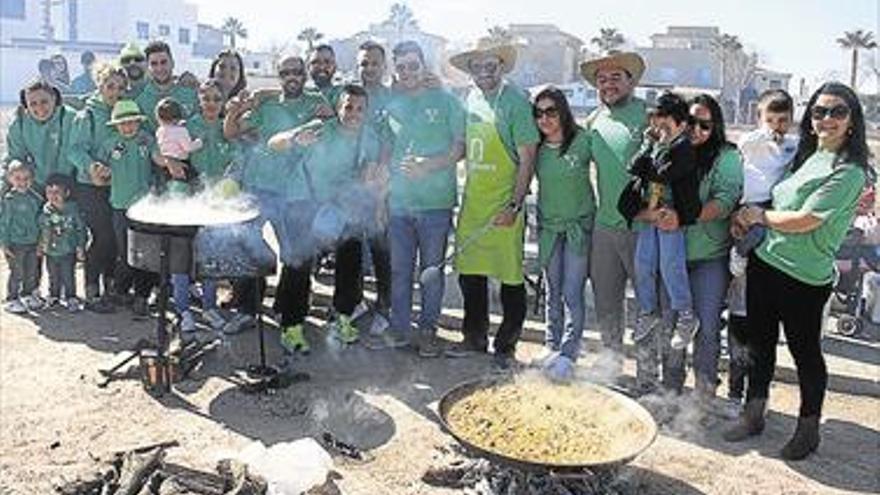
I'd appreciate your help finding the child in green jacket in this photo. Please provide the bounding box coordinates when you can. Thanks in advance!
[38,174,87,310]
[0,161,44,313]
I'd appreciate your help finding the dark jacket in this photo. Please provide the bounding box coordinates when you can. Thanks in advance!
[628,132,701,226]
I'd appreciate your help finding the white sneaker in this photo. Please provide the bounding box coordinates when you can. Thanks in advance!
[203,308,227,330]
[44,296,60,308]
[368,312,390,336]
[530,346,559,368]
[671,310,699,350]
[21,295,44,311]
[62,297,83,312]
[222,313,255,335]
[180,311,197,333]
[350,301,370,321]
[4,299,26,314]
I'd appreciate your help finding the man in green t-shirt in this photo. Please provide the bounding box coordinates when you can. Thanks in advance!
[579,51,651,383]
[135,40,199,132]
[446,39,540,369]
[307,44,343,110]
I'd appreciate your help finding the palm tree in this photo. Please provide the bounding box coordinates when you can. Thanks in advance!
[837,29,877,89]
[590,28,625,54]
[383,3,418,35]
[221,17,247,49]
[297,27,324,54]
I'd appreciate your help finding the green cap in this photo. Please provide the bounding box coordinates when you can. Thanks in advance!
[119,42,143,61]
[107,99,146,126]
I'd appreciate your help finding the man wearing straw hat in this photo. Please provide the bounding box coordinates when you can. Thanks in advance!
[445,39,540,369]
[580,51,662,389]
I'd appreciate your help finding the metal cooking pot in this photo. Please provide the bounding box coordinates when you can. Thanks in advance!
[127,218,198,275]
[437,377,658,474]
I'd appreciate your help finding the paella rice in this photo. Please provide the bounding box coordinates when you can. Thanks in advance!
[445,377,653,466]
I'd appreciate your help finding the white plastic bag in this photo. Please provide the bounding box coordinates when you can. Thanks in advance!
[238,438,333,494]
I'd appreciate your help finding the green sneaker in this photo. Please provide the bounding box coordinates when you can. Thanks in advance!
[281,324,310,354]
[335,315,359,344]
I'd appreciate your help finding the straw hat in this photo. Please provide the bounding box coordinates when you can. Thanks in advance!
[580,51,646,87]
[450,38,517,74]
[106,99,146,126]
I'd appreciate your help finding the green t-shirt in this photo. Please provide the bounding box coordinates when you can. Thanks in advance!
[187,114,231,181]
[477,83,541,164]
[39,202,88,257]
[239,93,323,195]
[757,150,867,285]
[99,130,156,209]
[135,79,199,132]
[246,92,323,145]
[297,119,380,202]
[685,147,743,261]
[4,105,76,186]
[306,83,343,109]
[588,96,648,230]
[384,87,465,212]
[536,128,596,265]
[0,189,43,246]
[69,93,115,184]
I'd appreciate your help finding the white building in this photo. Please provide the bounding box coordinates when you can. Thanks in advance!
[1,0,224,102]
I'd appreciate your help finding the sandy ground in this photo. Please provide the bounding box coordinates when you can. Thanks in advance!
[0,259,878,495]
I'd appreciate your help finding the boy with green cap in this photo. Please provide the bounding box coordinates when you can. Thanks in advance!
[99,99,159,315]
[1,161,44,313]
[38,173,87,310]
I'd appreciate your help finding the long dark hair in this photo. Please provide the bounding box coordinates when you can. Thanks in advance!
[690,94,735,178]
[209,49,247,98]
[533,86,579,155]
[793,82,870,172]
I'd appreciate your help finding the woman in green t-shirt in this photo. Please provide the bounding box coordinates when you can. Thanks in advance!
[531,87,595,382]
[727,82,871,460]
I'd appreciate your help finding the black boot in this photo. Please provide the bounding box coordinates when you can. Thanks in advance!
[722,399,766,442]
[780,415,820,460]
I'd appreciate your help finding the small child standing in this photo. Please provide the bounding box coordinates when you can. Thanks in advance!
[628,92,702,351]
[727,89,797,412]
[155,97,202,192]
[0,161,44,313]
[38,173,87,310]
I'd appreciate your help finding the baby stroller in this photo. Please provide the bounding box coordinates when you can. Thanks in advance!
[832,185,879,336]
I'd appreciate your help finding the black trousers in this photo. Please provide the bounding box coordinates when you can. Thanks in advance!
[274,237,363,326]
[75,183,116,294]
[728,314,749,399]
[745,255,831,417]
[366,232,391,312]
[458,274,526,356]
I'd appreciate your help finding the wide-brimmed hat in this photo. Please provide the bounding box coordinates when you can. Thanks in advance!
[450,38,517,74]
[107,99,146,126]
[580,51,645,87]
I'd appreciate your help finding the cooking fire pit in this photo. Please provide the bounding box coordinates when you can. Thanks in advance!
[118,193,262,394]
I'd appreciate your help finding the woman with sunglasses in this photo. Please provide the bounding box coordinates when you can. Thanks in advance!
[676,94,744,408]
[531,87,595,382]
[727,82,871,460]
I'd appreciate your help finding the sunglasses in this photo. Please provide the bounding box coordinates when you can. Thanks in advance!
[693,118,714,131]
[469,62,500,74]
[120,56,145,64]
[278,68,305,77]
[811,104,850,121]
[533,106,560,119]
[395,61,422,72]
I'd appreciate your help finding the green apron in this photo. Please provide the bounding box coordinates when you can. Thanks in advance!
[454,87,525,285]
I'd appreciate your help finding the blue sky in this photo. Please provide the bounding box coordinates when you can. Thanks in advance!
[191,0,879,92]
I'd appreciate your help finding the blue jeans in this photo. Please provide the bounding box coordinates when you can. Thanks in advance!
[688,256,731,387]
[5,244,39,300]
[47,254,76,299]
[635,226,692,313]
[389,210,452,334]
[171,273,218,314]
[544,233,591,360]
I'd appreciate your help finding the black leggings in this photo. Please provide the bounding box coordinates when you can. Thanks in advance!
[745,255,831,417]
[458,275,526,355]
[75,183,116,294]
